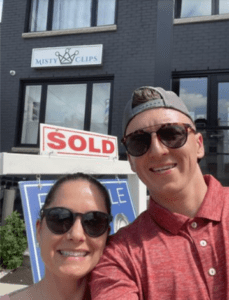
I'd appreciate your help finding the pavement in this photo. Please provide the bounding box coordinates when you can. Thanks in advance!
[0,252,33,296]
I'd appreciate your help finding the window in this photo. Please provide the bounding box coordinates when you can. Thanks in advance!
[0,0,3,22]
[19,79,113,146]
[28,0,116,32]
[172,77,208,122]
[218,82,229,126]
[219,0,229,14]
[172,74,229,185]
[175,0,229,18]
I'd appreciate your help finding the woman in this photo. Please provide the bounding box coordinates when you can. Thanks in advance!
[2,173,112,300]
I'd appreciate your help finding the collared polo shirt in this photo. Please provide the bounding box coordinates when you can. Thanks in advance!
[90,175,229,299]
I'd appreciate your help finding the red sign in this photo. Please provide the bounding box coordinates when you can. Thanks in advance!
[40,124,118,159]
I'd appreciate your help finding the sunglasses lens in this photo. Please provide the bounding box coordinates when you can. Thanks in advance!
[46,208,73,234]
[124,124,189,156]
[83,212,110,237]
[44,208,111,237]
[125,131,151,157]
[159,124,187,148]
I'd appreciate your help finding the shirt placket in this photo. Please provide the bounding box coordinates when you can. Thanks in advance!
[187,219,218,298]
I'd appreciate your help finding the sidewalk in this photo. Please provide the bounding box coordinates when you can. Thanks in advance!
[0,254,33,296]
[0,283,28,296]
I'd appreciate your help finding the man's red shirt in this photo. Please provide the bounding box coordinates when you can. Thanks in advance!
[91,175,229,299]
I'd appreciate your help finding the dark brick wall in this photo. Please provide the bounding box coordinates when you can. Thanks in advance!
[1,0,158,155]
[172,20,229,72]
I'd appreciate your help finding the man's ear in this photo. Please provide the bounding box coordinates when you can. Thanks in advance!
[127,153,136,173]
[195,132,205,159]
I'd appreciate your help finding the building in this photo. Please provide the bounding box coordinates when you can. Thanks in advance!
[172,0,229,185]
[1,0,229,189]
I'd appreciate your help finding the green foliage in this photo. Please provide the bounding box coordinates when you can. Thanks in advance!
[0,211,27,269]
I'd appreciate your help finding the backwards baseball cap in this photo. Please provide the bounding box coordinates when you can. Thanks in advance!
[122,86,193,135]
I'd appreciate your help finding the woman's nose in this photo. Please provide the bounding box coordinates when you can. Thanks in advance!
[66,218,86,242]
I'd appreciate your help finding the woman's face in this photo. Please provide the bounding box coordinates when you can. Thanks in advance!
[36,179,109,280]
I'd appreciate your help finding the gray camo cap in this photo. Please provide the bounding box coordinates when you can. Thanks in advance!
[122,86,193,135]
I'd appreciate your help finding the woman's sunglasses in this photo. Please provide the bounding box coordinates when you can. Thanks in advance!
[121,123,196,157]
[42,207,113,237]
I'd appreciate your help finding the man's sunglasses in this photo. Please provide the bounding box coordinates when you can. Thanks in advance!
[121,123,196,157]
[42,207,113,237]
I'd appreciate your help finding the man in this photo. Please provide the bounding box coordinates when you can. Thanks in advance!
[90,86,229,299]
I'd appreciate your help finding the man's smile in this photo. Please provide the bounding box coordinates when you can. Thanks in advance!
[150,163,177,173]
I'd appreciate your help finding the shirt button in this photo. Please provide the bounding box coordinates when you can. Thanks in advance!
[191,222,198,229]
[200,240,207,247]
[209,268,216,276]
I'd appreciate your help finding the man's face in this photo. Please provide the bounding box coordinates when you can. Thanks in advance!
[125,108,204,198]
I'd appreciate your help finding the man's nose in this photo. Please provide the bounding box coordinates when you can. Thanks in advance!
[147,132,169,157]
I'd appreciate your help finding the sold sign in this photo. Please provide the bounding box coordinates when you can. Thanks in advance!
[40,124,118,159]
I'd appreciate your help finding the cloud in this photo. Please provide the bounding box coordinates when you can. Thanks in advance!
[180,88,207,111]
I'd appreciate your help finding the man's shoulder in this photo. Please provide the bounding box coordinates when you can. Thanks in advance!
[205,174,229,196]
[108,209,154,246]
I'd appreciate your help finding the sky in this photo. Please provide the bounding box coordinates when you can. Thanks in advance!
[0,0,3,22]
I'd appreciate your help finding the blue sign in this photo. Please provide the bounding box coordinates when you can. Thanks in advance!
[18,179,136,283]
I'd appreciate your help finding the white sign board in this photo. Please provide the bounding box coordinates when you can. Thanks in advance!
[40,124,118,159]
[31,44,103,68]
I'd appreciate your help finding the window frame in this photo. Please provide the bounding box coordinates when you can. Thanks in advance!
[175,0,220,19]
[172,70,229,128]
[16,77,114,148]
[25,0,118,32]
[172,72,229,183]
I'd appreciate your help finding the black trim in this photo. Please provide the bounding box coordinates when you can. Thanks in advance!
[212,0,219,15]
[84,82,93,130]
[19,75,114,83]
[175,0,182,18]
[207,74,211,126]
[173,69,229,77]
[172,71,229,129]
[175,0,221,18]
[15,83,26,146]
[47,0,54,31]
[108,81,114,134]
[24,0,32,32]
[26,0,117,32]
[208,75,218,126]
[38,84,48,146]
[114,0,119,25]
[91,0,98,27]
[171,78,180,96]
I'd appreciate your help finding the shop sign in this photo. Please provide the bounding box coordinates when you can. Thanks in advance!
[31,44,103,68]
[40,124,118,159]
